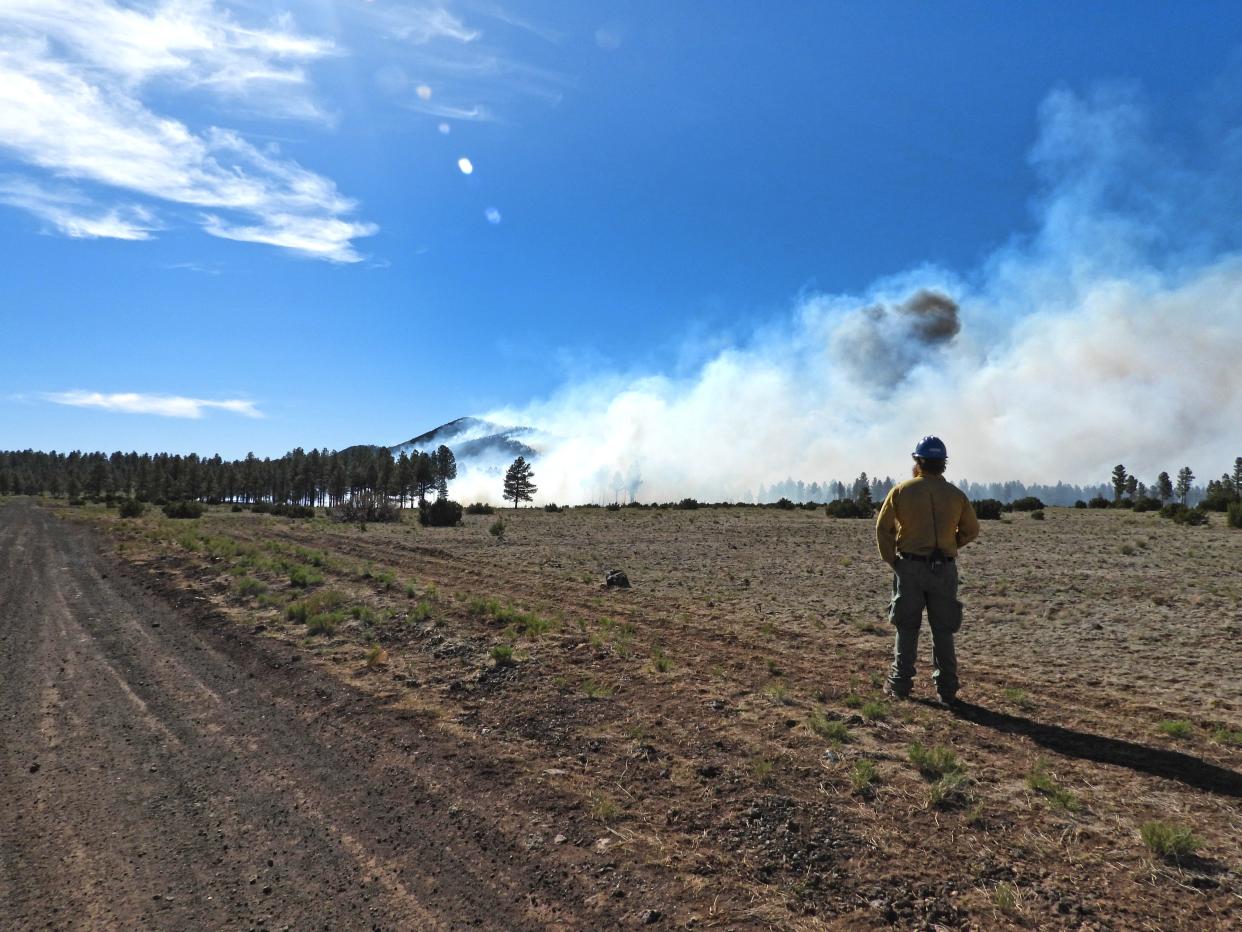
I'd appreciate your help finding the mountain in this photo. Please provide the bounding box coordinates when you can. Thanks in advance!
[388,417,537,471]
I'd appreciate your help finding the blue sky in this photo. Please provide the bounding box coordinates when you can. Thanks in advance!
[3,1,1242,472]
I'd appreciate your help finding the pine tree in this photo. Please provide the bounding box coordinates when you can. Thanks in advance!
[1156,471,1173,504]
[1110,464,1128,502]
[1233,457,1242,497]
[503,456,537,509]
[434,445,457,491]
[1124,474,1138,501]
[1175,466,1194,506]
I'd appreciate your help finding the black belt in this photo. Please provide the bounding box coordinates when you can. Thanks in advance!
[898,552,954,563]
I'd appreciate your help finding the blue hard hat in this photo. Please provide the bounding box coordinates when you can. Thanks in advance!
[912,435,947,459]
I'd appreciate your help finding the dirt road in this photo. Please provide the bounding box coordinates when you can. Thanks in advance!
[0,502,621,930]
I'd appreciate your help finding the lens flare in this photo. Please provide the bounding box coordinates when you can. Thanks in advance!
[457,157,473,175]
[416,85,432,101]
[438,122,451,135]
[485,207,501,224]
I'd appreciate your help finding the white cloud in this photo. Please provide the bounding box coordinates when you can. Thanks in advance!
[373,4,480,44]
[0,176,159,239]
[0,3,375,260]
[42,390,263,419]
[0,0,334,117]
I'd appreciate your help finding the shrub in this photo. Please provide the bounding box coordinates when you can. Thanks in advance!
[1009,496,1045,512]
[1030,509,1045,520]
[677,498,700,510]
[972,499,1003,520]
[286,589,345,622]
[419,497,463,527]
[270,502,314,519]
[543,503,562,513]
[230,503,244,512]
[927,771,969,809]
[605,502,621,511]
[488,517,506,539]
[118,498,146,518]
[1133,496,1161,512]
[333,493,400,524]
[1087,496,1112,509]
[1073,499,1087,509]
[234,577,267,598]
[824,498,871,518]
[1228,502,1242,529]
[162,500,205,519]
[288,564,324,588]
[465,502,495,515]
[1140,821,1201,861]
[250,501,272,514]
[773,497,797,510]
[306,611,343,636]
[1162,504,1208,526]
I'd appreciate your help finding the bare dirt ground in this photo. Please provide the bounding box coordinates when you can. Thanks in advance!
[3,497,1240,929]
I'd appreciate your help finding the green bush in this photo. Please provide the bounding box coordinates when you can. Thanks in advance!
[1162,504,1208,526]
[1088,496,1112,509]
[1228,502,1242,529]
[288,564,324,588]
[1030,509,1045,520]
[1132,496,1162,512]
[286,590,345,622]
[677,498,700,510]
[1010,496,1045,512]
[773,497,797,510]
[306,611,344,636]
[162,500,205,519]
[1073,499,1087,509]
[118,498,146,518]
[270,502,314,518]
[972,498,1003,520]
[605,502,621,511]
[419,497,463,527]
[465,502,495,515]
[333,493,400,524]
[543,503,562,513]
[825,498,871,518]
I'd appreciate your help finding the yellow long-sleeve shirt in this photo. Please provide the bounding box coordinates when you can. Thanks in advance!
[875,474,979,565]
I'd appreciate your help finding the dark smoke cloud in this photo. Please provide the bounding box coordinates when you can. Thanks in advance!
[832,288,960,386]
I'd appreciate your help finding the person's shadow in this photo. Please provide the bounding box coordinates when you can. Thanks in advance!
[929,700,1242,798]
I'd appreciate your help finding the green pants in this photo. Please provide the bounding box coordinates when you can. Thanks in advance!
[887,557,962,698]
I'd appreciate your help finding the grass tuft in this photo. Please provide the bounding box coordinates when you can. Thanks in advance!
[850,759,879,793]
[490,644,515,667]
[581,678,613,700]
[1140,821,1202,861]
[234,576,267,598]
[288,564,324,588]
[807,709,850,743]
[1157,719,1194,739]
[1025,758,1081,812]
[860,699,889,721]
[909,743,962,779]
[306,611,343,636]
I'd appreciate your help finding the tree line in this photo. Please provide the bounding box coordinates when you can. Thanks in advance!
[0,445,456,508]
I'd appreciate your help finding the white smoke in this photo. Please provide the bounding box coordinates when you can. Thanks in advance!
[465,85,1242,504]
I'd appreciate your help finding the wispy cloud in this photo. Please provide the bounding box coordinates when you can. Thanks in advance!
[41,390,263,419]
[0,175,159,240]
[367,3,570,119]
[371,4,480,44]
[0,2,375,261]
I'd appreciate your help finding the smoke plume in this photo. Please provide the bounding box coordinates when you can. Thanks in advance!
[455,84,1242,504]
